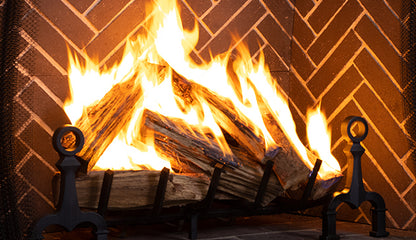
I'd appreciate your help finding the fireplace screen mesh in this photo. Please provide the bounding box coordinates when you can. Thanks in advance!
[0,0,36,238]
[404,0,416,152]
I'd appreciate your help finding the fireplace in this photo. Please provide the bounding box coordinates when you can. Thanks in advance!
[1,0,415,238]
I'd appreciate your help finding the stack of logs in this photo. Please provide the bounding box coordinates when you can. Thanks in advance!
[71,63,341,209]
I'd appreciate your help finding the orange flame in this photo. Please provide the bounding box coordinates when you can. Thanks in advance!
[64,0,340,179]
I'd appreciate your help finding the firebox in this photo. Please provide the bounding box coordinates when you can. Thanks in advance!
[1,0,415,239]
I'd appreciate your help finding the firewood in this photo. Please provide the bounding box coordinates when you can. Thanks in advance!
[140,109,283,205]
[75,170,210,209]
[140,109,240,173]
[172,71,265,161]
[257,96,341,198]
[75,64,167,171]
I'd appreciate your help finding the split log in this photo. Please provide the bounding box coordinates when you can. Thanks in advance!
[172,71,265,162]
[75,64,167,171]
[75,170,210,209]
[256,95,342,199]
[140,109,240,173]
[140,109,283,205]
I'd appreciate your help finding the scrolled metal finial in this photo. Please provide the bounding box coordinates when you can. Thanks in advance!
[341,116,368,143]
[52,125,84,156]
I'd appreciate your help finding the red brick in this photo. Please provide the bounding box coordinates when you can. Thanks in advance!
[202,0,246,34]
[20,82,71,131]
[364,125,412,193]
[321,65,362,116]
[271,71,290,97]
[293,11,315,49]
[354,84,410,158]
[189,51,204,65]
[361,153,413,228]
[308,0,345,33]
[18,121,59,167]
[15,65,31,92]
[259,44,287,72]
[85,0,148,62]
[328,100,361,147]
[360,0,401,50]
[179,0,198,31]
[195,23,212,51]
[354,49,406,122]
[238,30,264,58]
[308,0,362,65]
[102,26,149,69]
[178,0,211,51]
[19,155,55,200]
[30,0,94,48]
[290,101,307,146]
[257,14,291,67]
[20,47,70,102]
[13,138,30,166]
[290,40,315,81]
[289,72,314,117]
[405,184,416,214]
[13,101,31,136]
[294,0,315,17]
[307,31,361,98]
[385,0,403,19]
[336,202,368,224]
[67,0,95,14]
[183,0,212,17]
[21,9,78,71]
[355,15,402,87]
[86,0,133,30]
[199,0,266,61]
[404,113,416,144]
[19,189,54,224]
[331,140,348,169]
[263,0,294,34]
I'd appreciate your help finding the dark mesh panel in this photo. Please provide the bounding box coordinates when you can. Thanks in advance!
[403,0,416,153]
[0,0,34,239]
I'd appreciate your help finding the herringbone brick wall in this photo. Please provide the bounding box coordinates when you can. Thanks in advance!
[291,0,415,230]
[1,0,414,235]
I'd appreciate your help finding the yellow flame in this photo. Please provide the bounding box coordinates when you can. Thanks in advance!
[307,106,341,178]
[64,0,340,178]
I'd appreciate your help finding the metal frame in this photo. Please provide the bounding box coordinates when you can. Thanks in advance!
[31,116,388,239]
[30,126,108,240]
[320,116,389,239]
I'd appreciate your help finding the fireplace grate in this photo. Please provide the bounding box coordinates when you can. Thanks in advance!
[31,125,330,240]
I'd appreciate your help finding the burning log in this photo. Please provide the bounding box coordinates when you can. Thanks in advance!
[257,96,341,199]
[171,71,317,194]
[140,109,283,205]
[172,71,265,162]
[74,170,210,209]
[76,64,167,171]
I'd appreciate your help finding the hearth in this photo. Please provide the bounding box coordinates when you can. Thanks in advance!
[1,0,416,239]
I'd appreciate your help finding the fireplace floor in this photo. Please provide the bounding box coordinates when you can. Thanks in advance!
[41,213,416,239]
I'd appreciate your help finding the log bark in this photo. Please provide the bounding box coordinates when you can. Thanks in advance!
[75,170,210,209]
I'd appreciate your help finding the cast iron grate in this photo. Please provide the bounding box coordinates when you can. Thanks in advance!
[30,116,388,240]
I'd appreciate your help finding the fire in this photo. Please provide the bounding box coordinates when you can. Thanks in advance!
[64,0,340,179]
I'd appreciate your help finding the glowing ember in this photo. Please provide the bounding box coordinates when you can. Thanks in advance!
[64,0,340,180]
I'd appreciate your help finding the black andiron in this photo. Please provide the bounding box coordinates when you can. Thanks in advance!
[31,125,108,240]
[320,116,389,239]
